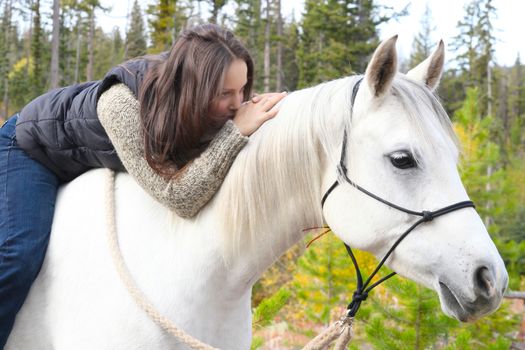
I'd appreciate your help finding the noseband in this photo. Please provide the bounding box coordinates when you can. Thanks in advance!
[321,78,475,318]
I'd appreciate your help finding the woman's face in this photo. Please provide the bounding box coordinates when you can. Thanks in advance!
[209,58,248,120]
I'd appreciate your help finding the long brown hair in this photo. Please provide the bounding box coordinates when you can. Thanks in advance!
[138,24,254,177]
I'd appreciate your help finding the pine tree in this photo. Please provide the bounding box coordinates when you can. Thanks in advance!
[364,276,518,348]
[409,4,435,69]
[30,0,45,97]
[507,55,525,149]
[7,57,33,112]
[291,233,371,327]
[59,3,75,86]
[205,0,227,24]
[147,0,187,53]
[364,279,457,350]
[281,19,299,92]
[81,0,107,81]
[126,0,147,59]
[111,27,125,67]
[451,0,497,117]
[92,28,115,79]
[233,0,263,91]
[454,88,503,228]
[262,0,270,92]
[274,0,283,92]
[50,0,60,89]
[297,0,398,88]
[73,9,84,83]
[0,0,12,118]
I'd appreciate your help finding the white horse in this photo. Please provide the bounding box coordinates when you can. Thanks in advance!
[7,37,508,349]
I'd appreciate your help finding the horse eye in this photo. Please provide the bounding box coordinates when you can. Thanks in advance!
[389,151,416,169]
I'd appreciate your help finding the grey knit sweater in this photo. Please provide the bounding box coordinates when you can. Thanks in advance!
[97,83,248,218]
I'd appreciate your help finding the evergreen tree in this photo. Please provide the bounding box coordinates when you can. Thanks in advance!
[439,69,466,115]
[111,27,125,67]
[233,0,263,91]
[454,88,503,229]
[297,0,398,88]
[363,277,518,349]
[0,0,12,118]
[206,0,227,24]
[50,0,60,89]
[507,55,525,149]
[147,0,186,53]
[251,287,291,349]
[290,233,373,328]
[59,4,75,86]
[409,4,435,68]
[81,0,106,81]
[7,57,33,112]
[364,279,457,350]
[92,27,115,79]
[30,0,45,97]
[274,0,283,92]
[126,0,147,59]
[281,19,299,92]
[58,0,84,85]
[451,0,497,117]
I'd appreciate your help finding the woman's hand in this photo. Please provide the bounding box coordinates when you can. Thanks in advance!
[232,92,287,136]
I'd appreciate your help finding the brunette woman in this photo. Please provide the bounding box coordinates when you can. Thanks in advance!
[0,23,286,347]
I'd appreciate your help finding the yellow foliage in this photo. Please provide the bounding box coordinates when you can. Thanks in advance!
[8,57,33,81]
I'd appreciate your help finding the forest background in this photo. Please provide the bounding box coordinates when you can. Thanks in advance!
[0,0,523,348]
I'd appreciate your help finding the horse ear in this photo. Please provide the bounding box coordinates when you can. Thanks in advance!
[406,40,445,91]
[363,35,398,99]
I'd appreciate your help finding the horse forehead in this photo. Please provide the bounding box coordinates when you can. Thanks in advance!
[355,100,414,140]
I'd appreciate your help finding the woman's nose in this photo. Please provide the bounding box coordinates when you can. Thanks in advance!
[230,95,242,111]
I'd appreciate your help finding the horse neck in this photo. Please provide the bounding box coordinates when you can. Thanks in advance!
[214,77,353,281]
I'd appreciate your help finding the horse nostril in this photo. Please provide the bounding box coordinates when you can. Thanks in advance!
[474,266,496,299]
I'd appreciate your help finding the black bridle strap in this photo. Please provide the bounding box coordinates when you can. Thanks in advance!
[343,200,474,317]
[320,78,362,208]
[321,77,476,318]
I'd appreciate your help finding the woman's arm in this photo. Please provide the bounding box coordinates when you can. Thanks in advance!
[97,83,248,218]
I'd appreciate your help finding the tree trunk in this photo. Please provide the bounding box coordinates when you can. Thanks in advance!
[50,0,60,89]
[210,2,218,23]
[415,286,422,350]
[263,0,270,92]
[74,12,81,83]
[3,0,11,118]
[275,0,282,92]
[499,75,509,148]
[484,165,492,227]
[484,61,493,227]
[123,0,131,59]
[64,12,72,85]
[86,5,94,81]
[487,60,492,116]
[26,0,33,77]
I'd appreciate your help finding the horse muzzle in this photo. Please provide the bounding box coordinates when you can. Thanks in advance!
[437,264,508,322]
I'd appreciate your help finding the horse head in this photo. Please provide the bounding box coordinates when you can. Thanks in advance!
[322,36,508,322]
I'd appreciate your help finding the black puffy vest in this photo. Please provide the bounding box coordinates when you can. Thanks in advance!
[16,53,167,182]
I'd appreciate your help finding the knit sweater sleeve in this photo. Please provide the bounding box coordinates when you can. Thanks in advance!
[97,83,248,218]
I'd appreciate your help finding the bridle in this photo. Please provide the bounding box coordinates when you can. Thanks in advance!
[321,78,475,318]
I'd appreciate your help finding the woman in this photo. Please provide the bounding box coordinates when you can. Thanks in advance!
[0,23,286,346]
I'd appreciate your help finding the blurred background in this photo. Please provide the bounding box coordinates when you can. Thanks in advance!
[0,0,523,348]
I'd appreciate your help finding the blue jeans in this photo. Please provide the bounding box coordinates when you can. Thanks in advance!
[0,115,59,347]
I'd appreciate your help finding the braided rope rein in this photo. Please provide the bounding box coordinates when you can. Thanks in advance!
[302,316,354,350]
[105,170,218,350]
[105,169,353,349]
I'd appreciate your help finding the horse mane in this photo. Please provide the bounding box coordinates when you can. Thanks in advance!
[216,74,458,262]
